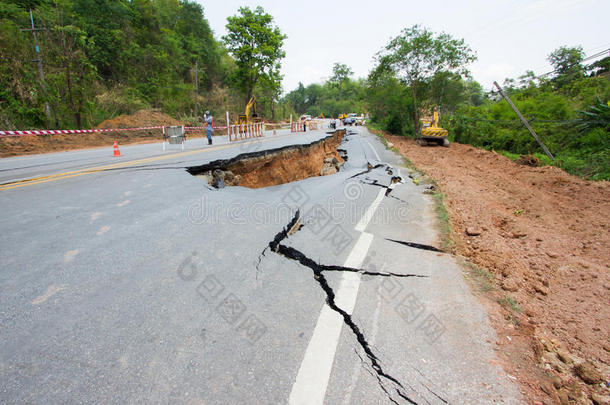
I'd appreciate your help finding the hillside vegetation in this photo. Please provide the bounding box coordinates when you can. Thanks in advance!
[0,0,292,129]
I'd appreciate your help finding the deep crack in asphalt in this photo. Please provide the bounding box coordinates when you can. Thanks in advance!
[348,162,385,179]
[264,210,439,404]
[385,238,444,253]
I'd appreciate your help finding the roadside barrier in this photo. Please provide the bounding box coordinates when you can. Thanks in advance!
[113,141,122,156]
[228,122,264,142]
[184,126,228,131]
[0,126,163,137]
[0,125,230,138]
[163,125,186,151]
[291,122,305,132]
[2,122,279,145]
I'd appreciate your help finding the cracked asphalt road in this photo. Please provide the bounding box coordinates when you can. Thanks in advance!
[0,125,524,404]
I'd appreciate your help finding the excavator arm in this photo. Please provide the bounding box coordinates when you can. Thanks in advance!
[238,96,262,125]
[245,96,256,118]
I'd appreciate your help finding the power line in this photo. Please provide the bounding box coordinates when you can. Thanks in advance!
[537,48,609,78]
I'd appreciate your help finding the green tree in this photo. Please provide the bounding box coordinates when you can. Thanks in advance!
[0,18,45,128]
[418,71,468,114]
[50,23,97,128]
[367,60,413,134]
[223,6,286,105]
[329,63,353,84]
[285,82,306,113]
[12,0,46,10]
[548,45,585,89]
[465,79,484,106]
[377,25,476,136]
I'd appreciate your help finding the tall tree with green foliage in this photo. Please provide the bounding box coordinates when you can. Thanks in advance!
[376,25,476,136]
[367,61,413,135]
[329,63,353,85]
[548,45,585,90]
[223,6,286,105]
[51,23,97,129]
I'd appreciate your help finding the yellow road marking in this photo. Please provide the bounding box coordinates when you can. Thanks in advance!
[0,134,294,191]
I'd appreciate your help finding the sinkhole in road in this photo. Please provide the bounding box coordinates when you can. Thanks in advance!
[186,129,346,188]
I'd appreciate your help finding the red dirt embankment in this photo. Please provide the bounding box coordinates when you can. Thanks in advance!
[0,110,179,158]
[232,131,344,188]
[386,134,609,404]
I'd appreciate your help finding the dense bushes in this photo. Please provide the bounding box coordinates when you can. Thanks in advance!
[445,76,609,180]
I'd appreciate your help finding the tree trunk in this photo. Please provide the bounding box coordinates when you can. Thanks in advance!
[411,84,419,137]
[246,89,252,106]
[271,98,276,121]
[65,64,76,126]
[76,97,84,129]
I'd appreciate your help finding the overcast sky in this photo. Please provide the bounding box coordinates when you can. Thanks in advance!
[199,0,610,92]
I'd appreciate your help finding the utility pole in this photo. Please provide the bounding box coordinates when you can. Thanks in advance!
[493,81,554,160]
[22,9,51,121]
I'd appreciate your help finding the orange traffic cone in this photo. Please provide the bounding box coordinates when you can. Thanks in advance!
[113,141,121,157]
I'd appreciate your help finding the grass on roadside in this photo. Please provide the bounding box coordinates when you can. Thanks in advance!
[459,257,495,293]
[433,192,454,251]
[498,295,523,325]
[498,295,522,313]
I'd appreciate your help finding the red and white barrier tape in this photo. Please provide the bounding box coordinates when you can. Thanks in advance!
[184,126,228,131]
[0,126,163,137]
[1,124,238,138]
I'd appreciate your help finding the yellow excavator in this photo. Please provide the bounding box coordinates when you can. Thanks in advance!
[238,96,263,125]
[419,107,449,147]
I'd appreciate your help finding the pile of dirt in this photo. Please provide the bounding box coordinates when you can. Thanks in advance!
[385,134,610,404]
[0,110,184,158]
[95,110,180,129]
[516,154,541,167]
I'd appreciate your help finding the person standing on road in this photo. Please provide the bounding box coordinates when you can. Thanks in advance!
[205,111,213,145]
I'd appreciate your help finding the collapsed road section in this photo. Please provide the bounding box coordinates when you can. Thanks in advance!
[186,129,347,188]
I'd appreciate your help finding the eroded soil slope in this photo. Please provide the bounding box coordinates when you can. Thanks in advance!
[386,134,609,404]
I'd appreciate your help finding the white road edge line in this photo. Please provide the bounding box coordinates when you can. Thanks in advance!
[288,188,386,405]
[355,188,385,232]
[365,139,381,162]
